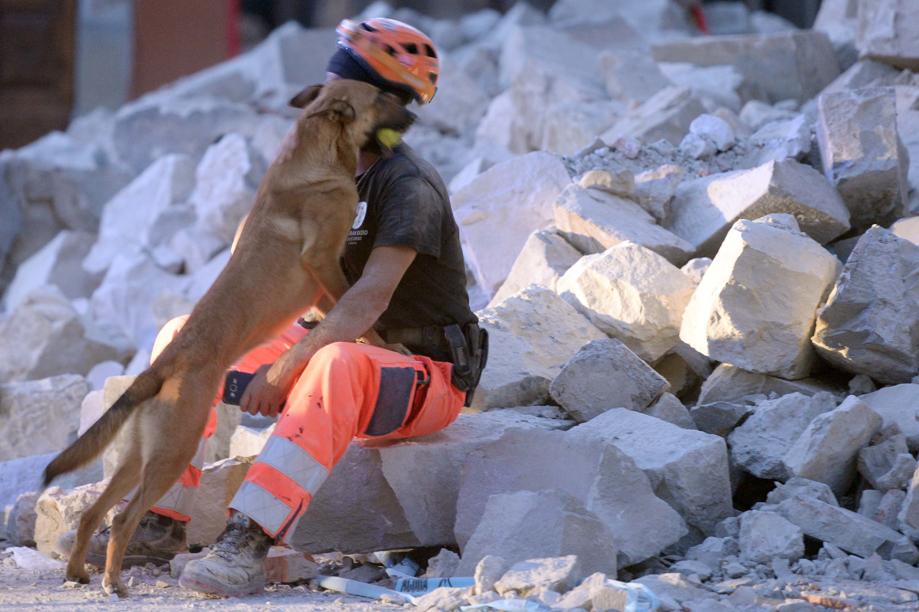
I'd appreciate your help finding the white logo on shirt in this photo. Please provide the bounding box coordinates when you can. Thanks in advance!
[352,201,368,230]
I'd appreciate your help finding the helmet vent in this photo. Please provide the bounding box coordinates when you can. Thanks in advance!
[360,22,376,32]
[383,44,397,56]
[424,44,437,58]
[402,42,418,54]
[429,72,437,84]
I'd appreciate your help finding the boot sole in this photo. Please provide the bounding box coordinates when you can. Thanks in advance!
[178,572,266,598]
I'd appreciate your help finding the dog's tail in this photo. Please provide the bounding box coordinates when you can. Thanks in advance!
[42,368,166,487]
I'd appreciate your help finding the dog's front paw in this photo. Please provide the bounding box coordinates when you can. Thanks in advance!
[102,576,128,598]
[66,564,90,585]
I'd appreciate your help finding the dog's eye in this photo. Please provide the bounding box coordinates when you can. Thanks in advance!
[402,42,418,54]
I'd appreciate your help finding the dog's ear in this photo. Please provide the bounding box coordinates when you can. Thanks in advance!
[326,99,356,123]
[289,84,323,109]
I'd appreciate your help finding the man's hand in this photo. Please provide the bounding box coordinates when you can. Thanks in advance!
[240,362,297,417]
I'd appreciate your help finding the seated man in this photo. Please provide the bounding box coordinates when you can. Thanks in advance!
[62,18,485,598]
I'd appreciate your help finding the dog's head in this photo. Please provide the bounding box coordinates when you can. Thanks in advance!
[289,80,415,156]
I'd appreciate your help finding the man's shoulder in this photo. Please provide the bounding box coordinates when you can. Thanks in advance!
[372,144,448,197]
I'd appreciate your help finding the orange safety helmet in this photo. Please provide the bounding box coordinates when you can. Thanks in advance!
[335,18,439,104]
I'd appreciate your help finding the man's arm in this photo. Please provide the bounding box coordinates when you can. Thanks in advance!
[240,245,416,416]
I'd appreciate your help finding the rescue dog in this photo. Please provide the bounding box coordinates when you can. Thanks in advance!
[42,79,415,596]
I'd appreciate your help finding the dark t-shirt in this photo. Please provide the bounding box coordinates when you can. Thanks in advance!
[342,143,477,361]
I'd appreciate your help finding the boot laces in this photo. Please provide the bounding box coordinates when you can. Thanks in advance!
[211,520,255,562]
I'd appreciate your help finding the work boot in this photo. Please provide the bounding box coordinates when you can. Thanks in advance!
[178,512,272,597]
[55,511,187,568]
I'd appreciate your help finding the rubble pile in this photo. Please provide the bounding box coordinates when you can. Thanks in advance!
[4,0,919,609]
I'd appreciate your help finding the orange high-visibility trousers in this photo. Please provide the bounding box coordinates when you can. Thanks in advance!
[147,315,465,540]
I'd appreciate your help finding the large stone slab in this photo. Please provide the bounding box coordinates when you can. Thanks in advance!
[816,87,909,228]
[601,86,706,146]
[454,428,687,567]
[490,229,581,306]
[456,490,617,578]
[651,31,840,103]
[570,408,732,534]
[666,159,851,258]
[0,375,89,462]
[811,227,919,384]
[728,392,838,480]
[554,185,693,266]
[776,495,914,560]
[782,395,882,495]
[556,242,695,362]
[860,385,919,451]
[856,0,919,70]
[3,230,99,311]
[453,152,571,295]
[549,339,669,423]
[680,215,841,379]
[474,287,606,410]
[697,363,842,406]
[0,287,122,382]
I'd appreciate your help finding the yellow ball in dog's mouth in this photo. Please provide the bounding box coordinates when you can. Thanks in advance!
[376,128,402,148]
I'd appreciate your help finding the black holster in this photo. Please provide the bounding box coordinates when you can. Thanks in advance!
[444,322,489,407]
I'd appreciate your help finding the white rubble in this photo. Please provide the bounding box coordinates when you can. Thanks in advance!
[817,87,910,229]
[5,491,40,546]
[493,555,581,598]
[456,490,617,578]
[186,457,253,546]
[782,395,883,495]
[697,363,842,406]
[728,392,838,480]
[858,432,917,490]
[899,466,919,536]
[0,287,121,382]
[660,63,745,113]
[570,408,733,534]
[454,428,687,567]
[452,152,571,295]
[0,451,101,509]
[556,242,696,361]
[0,375,89,462]
[811,226,919,384]
[600,50,671,104]
[891,216,919,244]
[35,481,110,558]
[3,230,99,311]
[644,392,696,430]
[680,257,711,285]
[549,339,669,422]
[860,385,919,451]
[554,184,693,265]
[739,511,804,564]
[474,555,508,596]
[767,477,840,508]
[666,159,851,257]
[489,229,581,307]
[680,215,841,379]
[856,0,919,70]
[474,287,606,410]
[601,86,706,146]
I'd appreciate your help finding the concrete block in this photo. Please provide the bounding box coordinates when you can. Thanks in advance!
[549,339,669,422]
[554,185,693,266]
[697,364,842,406]
[860,384,919,450]
[494,555,581,597]
[557,242,694,361]
[570,408,732,534]
[456,490,617,578]
[739,510,804,564]
[856,0,919,70]
[812,227,919,384]
[3,230,99,311]
[490,229,581,306]
[858,433,916,490]
[666,159,851,258]
[644,392,696,430]
[186,457,252,547]
[728,393,837,480]
[601,86,706,146]
[680,215,841,379]
[766,477,839,507]
[816,87,909,228]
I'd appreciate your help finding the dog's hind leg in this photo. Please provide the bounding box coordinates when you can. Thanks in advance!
[66,446,141,585]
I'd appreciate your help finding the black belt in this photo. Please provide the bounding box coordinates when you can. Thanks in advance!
[380,325,450,351]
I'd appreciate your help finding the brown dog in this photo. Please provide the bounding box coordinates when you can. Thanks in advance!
[42,79,415,596]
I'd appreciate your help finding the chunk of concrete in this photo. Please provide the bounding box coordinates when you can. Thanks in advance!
[739,511,804,564]
[898,465,919,535]
[186,457,253,547]
[644,393,696,430]
[782,395,882,495]
[456,490,617,578]
[0,451,101,510]
[570,408,732,534]
[777,495,914,560]
[425,548,460,579]
[35,481,110,558]
[554,185,693,266]
[812,227,919,384]
[697,364,842,406]
[474,287,606,410]
[474,555,508,596]
[557,242,696,361]
[6,491,40,546]
[766,477,839,507]
[600,50,671,103]
[490,229,581,306]
[549,339,669,423]
[858,433,917,490]
[0,375,89,462]
[680,215,841,379]
[651,31,840,103]
[817,88,909,229]
[3,231,99,311]
[453,152,571,294]
[691,400,756,437]
[454,428,687,567]
[601,86,706,146]
[860,385,919,450]
[891,216,919,245]
[666,159,851,258]
[728,392,838,480]
[856,0,919,70]
[493,555,581,598]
